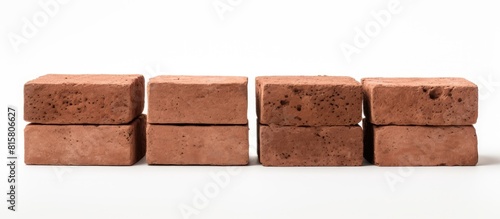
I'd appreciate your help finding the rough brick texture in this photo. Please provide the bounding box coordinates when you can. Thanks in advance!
[147,124,249,165]
[25,115,146,165]
[256,76,362,126]
[362,78,478,125]
[148,76,247,124]
[363,120,478,166]
[24,74,144,124]
[258,125,363,166]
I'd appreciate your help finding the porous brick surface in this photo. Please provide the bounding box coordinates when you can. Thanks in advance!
[258,124,363,166]
[362,77,478,125]
[25,115,146,165]
[24,74,144,124]
[148,76,247,124]
[256,76,362,126]
[147,124,249,165]
[363,120,478,166]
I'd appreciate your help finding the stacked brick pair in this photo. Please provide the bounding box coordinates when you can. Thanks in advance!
[24,74,146,165]
[362,78,479,166]
[256,76,364,166]
[146,76,249,165]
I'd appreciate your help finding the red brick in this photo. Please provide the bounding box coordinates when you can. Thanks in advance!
[24,74,144,124]
[362,77,478,125]
[258,125,363,166]
[147,124,248,165]
[25,115,146,165]
[256,76,362,126]
[363,121,478,166]
[148,76,247,124]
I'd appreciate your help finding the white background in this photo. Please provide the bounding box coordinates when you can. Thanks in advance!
[1,0,500,218]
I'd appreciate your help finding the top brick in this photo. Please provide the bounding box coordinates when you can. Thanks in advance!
[362,77,478,125]
[256,76,362,126]
[24,74,144,124]
[148,76,248,124]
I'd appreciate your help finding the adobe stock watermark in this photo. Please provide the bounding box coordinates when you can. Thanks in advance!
[249,143,257,154]
[178,167,242,219]
[213,0,243,21]
[384,167,414,192]
[144,63,167,80]
[475,73,500,101]
[52,166,74,182]
[7,0,70,54]
[340,0,402,63]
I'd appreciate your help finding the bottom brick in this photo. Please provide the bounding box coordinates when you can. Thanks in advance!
[146,125,249,165]
[25,115,146,165]
[363,120,478,166]
[258,125,363,166]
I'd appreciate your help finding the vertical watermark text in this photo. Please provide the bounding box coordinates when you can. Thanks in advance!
[7,106,18,211]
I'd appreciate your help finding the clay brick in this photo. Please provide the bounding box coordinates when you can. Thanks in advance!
[258,125,363,166]
[24,74,144,124]
[147,124,249,165]
[256,76,362,126]
[148,76,247,124]
[362,78,478,125]
[363,121,478,166]
[25,115,146,165]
